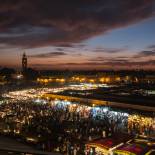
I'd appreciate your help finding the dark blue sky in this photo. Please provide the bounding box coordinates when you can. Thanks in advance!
[86,17,155,50]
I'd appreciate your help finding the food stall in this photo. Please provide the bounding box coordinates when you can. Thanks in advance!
[85,134,132,155]
[127,115,155,135]
[113,142,151,155]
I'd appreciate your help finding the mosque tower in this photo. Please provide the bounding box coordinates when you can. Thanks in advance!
[22,52,27,72]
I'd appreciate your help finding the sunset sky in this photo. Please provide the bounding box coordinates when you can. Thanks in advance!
[0,0,155,70]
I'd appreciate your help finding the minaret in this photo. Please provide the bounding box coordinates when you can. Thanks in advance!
[22,52,27,72]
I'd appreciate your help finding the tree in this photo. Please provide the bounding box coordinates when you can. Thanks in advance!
[0,67,15,81]
[24,68,39,80]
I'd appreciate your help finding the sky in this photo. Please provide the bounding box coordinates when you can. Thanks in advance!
[0,0,155,70]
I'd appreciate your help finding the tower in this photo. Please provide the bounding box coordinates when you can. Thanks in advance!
[22,52,27,72]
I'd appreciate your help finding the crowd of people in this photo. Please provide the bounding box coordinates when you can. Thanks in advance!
[0,99,154,155]
[128,114,155,136]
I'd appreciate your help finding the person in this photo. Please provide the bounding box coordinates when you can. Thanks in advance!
[90,148,94,155]
[66,140,71,155]
[102,130,106,138]
[73,146,77,155]
[70,146,74,155]
[89,136,92,141]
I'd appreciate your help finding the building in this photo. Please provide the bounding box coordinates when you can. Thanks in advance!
[0,75,6,85]
[22,52,27,72]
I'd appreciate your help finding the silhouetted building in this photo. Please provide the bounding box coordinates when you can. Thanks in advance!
[22,53,27,72]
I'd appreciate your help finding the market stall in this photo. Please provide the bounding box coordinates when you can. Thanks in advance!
[113,142,151,155]
[85,134,132,155]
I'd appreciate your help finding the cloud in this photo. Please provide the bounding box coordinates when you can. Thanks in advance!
[93,47,126,53]
[0,0,154,48]
[28,52,67,58]
[88,57,106,62]
[31,60,155,70]
[148,44,155,50]
[88,56,130,63]
[77,60,155,66]
[133,50,155,58]
[102,60,155,66]
[55,48,64,52]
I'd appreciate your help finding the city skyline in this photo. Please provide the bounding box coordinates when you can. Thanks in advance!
[0,0,155,70]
